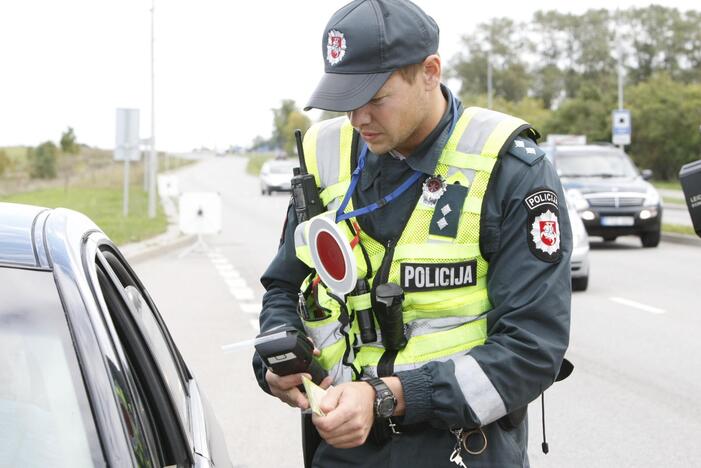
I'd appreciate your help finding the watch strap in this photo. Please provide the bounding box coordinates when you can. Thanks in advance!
[366,377,395,418]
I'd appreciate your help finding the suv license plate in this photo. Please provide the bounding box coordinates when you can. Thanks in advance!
[601,216,635,226]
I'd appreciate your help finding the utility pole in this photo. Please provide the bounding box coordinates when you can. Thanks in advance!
[616,10,626,151]
[487,48,493,110]
[148,0,157,218]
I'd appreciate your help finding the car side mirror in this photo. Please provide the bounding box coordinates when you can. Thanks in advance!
[641,169,653,180]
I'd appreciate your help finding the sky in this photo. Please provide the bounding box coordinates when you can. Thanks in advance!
[1,0,698,152]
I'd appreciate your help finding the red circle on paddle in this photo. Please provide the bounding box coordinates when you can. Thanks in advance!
[315,230,346,281]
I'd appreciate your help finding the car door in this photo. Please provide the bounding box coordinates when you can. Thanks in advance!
[87,240,197,467]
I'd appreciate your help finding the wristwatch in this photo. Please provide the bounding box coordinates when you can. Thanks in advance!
[365,377,396,419]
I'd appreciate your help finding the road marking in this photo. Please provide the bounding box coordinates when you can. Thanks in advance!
[219,269,241,279]
[240,303,261,315]
[610,297,666,314]
[225,278,247,288]
[208,253,260,331]
[230,287,255,301]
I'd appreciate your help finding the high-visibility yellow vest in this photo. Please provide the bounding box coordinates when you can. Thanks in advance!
[295,107,531,383]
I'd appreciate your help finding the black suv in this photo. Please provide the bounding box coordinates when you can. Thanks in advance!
[544,144,662,248]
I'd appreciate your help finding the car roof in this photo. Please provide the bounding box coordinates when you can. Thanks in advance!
[0,202,101,269]
[0,202,51,267]
[547,144,625,154]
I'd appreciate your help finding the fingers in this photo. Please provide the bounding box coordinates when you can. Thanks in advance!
[319,385,343,416]
[319,376,333,390]
[312,382,375,449]
[307,337,321,357]
[323,429,371,449]
[265,370,311,410]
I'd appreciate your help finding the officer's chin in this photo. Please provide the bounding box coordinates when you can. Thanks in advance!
[367,141,391,156]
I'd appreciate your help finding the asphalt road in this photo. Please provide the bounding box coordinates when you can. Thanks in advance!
[135,156,701,468]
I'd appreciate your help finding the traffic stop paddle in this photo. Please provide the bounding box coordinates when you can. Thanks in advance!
[307,215,358,297]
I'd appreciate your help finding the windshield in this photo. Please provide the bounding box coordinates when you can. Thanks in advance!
[268,162,296,174]
[0,267,102,468]
[555,149,639,178]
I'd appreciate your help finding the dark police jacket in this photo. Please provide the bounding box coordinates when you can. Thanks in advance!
[252,88,572,467]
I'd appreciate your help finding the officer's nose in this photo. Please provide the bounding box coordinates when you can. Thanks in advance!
[348,105,371,129]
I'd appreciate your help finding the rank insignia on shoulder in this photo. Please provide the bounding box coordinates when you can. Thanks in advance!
[509,137,545,166]
[524,188,561,263]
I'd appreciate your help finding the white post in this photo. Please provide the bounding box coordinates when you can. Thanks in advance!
[148,0,157,218]
[123,150,130,217]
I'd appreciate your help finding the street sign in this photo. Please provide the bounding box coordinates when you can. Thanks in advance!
[612,109,631,146]
[178,192,222,235]
[115,108,141,161]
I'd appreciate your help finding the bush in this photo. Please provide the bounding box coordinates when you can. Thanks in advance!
[0,150,9,176]
[28,141,58,179]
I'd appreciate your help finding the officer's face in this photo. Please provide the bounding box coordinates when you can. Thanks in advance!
[347,68,432,156]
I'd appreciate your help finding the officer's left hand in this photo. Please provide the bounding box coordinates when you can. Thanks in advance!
[312,382,375,448]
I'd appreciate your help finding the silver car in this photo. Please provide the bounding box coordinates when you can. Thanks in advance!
[0,203,232,468]
[567,194,591,291]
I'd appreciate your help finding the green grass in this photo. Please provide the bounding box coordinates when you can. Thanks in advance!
[0,186,167,245]
[662,223,696,236]
[652,180,682,191]
[663,196,686,205]
[245,152,275,176]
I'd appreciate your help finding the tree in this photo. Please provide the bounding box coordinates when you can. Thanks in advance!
[60,126,79,154]
[450,17,533,103]
[28,141,58,179]
[541,85,615,143]
[282,111,311,157]
[626,74,701,179]
[271,99,298,149]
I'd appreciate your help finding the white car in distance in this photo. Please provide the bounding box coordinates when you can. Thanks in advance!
[259,158,298,196]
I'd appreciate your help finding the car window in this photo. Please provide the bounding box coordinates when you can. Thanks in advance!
[99,248,190,428]
[0,267,103,468]
[93,252,190,466]
[555,149,639,178]
[269,162,296,174]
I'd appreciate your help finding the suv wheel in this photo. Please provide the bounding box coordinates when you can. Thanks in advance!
[640,230,661,248]
[572,276,588,292]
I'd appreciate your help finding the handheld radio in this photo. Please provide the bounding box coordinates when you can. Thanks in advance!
[291,129,324,222]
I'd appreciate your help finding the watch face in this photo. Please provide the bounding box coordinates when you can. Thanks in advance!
[377,397,395,418]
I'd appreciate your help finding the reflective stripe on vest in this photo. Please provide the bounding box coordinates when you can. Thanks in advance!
[297,107,529,383]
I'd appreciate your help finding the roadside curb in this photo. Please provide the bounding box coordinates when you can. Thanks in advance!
[661,232,701,247]
[122,231,195,264]
[120,181,196,264]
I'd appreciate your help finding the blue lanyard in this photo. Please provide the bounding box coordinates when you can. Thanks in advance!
[335,96,460,223]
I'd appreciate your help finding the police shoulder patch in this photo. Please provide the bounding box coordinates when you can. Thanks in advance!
[523,188,561,263]
[508,136,545,166]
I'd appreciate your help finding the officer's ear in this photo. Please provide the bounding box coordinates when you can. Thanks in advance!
[422,54,441,91]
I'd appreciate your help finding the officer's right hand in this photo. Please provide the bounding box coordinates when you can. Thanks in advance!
[265,370,311,409]
[265,344,333,409]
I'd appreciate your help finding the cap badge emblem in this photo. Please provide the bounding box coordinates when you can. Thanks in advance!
[326,30,347,66]
[422,175,447,206]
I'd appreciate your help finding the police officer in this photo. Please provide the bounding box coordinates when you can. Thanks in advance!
[252,0,572,466]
